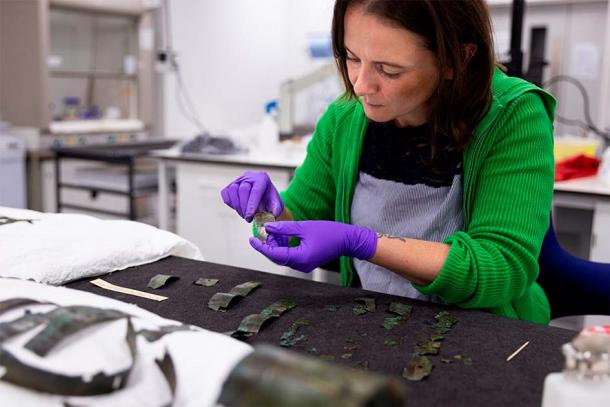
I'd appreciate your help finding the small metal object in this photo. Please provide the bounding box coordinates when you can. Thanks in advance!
[404,354,434,382]
[208,281,261,312]
[253,212,276,243]
[147,274,178,289]
[230,300,296,339]
[218,345,407,406]
[193,278,219,287]
[563,334,610,379]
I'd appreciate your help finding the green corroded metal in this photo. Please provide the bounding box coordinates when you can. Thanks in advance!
[218,345,407,406]
[147,274,179,289]
[208,281,261,312]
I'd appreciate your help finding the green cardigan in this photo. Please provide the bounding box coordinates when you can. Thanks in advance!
[281,68,556,324]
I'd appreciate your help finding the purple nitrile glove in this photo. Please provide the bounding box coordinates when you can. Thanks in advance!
[249,221,378,273]
[220,171,284,222]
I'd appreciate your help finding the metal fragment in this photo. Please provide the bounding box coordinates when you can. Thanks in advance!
[279,318,310,348]
[354,296,376,313]
[382,315,403,331]
[415,339,441,356]
[193,278,219,287]
[218,345,407,407]
[147,274,178,289]
[155,350,177,396]
[0,298,52,316]
[208,292,236,312]
[0,318,137,396]
[352,304,367,316]
[138,325,194,342]
[235,314,266,336]
[403,354,434,381]
[208,281,261,312]
[0,216,36,227]
[231,300,296,339]
[0,313,49,343]
[388,302,412,317]
[24,306,128,357]
[253,212,276,242]
[230,281,262,296]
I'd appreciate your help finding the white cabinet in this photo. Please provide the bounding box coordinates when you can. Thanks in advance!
[591,200,610,262]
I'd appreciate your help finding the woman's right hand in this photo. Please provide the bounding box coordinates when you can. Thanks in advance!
[220,171,284,222]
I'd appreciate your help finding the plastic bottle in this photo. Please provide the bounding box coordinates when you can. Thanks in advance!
[541,328,610,407]
[257,101,279,151]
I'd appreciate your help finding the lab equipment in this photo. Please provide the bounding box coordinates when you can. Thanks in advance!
[181,133,246,155]
[62,97,81,120]
[257,101,279,150]
[0,123,26,208]
[278,63,341,137]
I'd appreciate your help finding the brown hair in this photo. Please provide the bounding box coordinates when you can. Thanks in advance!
[331,0,495,155]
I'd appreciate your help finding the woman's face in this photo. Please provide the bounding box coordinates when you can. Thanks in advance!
[344,6,442,128]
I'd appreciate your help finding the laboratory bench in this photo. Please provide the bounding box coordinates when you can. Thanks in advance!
[66,255,576,407]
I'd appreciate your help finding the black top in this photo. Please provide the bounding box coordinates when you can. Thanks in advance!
[360,121,462,187]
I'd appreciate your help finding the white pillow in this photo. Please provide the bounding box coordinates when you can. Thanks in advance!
[0,207,203,285]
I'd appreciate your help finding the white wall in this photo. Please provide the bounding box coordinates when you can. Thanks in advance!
[489,0,609,137]
[162,0,610,140]
[162,0,334,139]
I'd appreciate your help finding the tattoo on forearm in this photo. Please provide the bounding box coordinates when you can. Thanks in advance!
[377,233,407,243]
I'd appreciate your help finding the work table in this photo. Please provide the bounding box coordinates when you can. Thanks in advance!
[66,256,576,407]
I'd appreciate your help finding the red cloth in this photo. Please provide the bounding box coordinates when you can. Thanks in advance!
[555,154,600,181]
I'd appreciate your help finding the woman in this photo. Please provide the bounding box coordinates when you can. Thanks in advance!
[221,0,555,324]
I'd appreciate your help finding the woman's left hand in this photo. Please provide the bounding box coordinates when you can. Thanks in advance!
[249,221,377,273]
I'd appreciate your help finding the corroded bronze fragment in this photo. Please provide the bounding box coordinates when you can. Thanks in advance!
[147,274,179,289]
[388,302,412,317]
[0,217,36,227]
[354,296,376,313]
[193,278,219,287]
[230,300,296,339]
[0,298,52,316]
[208,281,261,312]
[403,354,433,381]
[218,345,407,406]
[279,318,310,348]
[24,306,128,357]
[0,318,137,396]
[253,212,276,242]
[382,316,403,331]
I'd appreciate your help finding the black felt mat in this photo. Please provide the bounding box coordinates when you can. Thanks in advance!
[66,256,575,407]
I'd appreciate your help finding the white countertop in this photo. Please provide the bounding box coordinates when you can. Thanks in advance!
[554,176,610,196]
[152,143,307,169]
